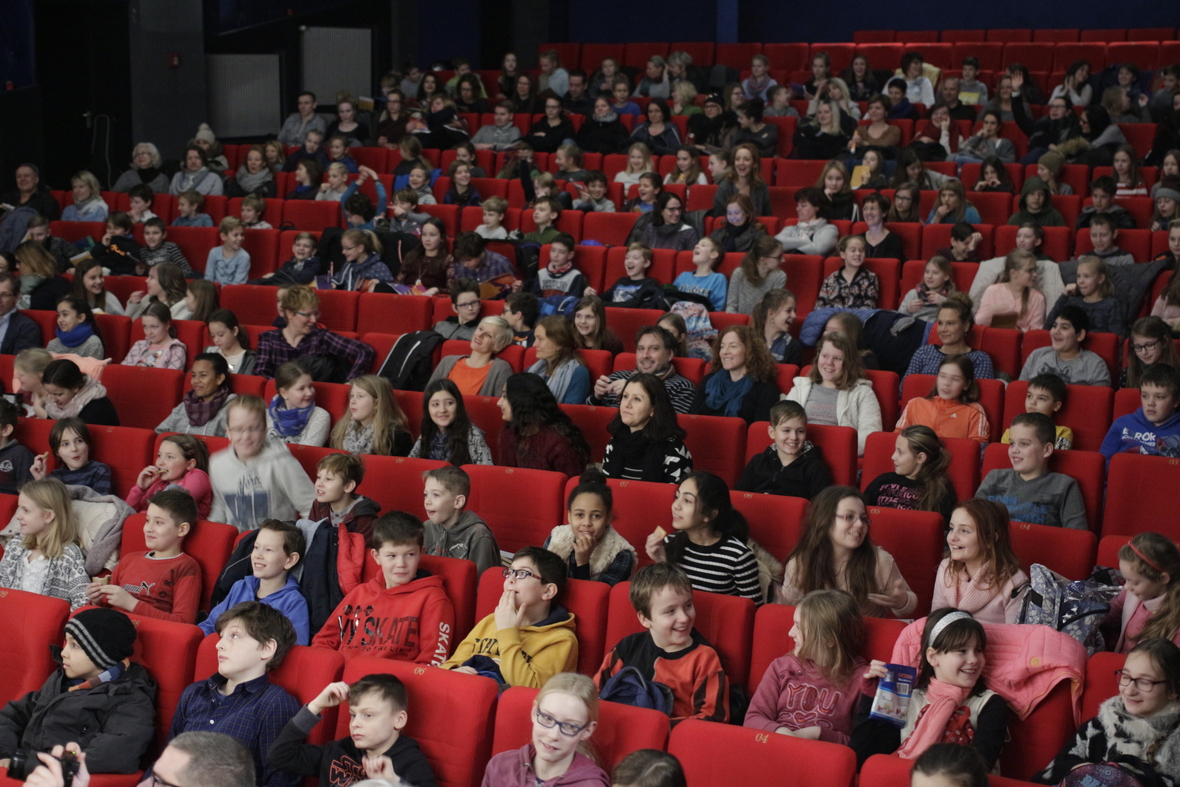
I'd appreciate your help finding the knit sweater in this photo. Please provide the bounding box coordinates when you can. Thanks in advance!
[108,550,201,623]
[596,630,729,723]
[48,460,113,495]
[975,284,1047,333]
[1044,294,1125,336]
[206,247,251,285]
[601,428,693,484]
[208,440,317,531]
[0,440,35,495]
[312,574,454,664]
[122,338,187,369]
[725,268,788,315]
[265,406,331,446]
[781,546,917,617]
[745,654,870,744]
[47,334,104,359]
[931,559,1028,625]
[0,541,88,610]
[663,533,762,603]
[481,746,608,787]
[976,469,1088,530]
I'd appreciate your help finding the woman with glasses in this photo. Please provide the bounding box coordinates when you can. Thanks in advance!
[784,333,882,456]
[1036,638,1180,785]
[253,285,375,380]
[524,95,576,155]
[780,486,916,617]
[632,192,699,252]
[1123,317,1180,389]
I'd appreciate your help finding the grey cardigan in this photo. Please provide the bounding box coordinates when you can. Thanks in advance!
[428,355,513,397]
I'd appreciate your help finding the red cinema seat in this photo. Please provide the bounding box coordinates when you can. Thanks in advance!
[84,424,156,495]
[993,224,1071,261]
[1002,380,1112,452]
[420,555,479,641]
[669,718,857,787]
[284,443,346,482]
[731,490,808,566]
[121,514,237,612]
[24,309,58,343]
[227,373,267,399]
[714,43,763,70]
[220,284,283,327]
[561,404,619,464]
[162,227,220,275]
[0,589,69,705]
[121,612,203,751]
[309,288,359,332]
[1082,651,1125,721]
[1104,454,1180,539]
[476,567,610,677]
[867,507,944,616]
[583,212,638,247]
[821,256,900,309]
[982,443,1105,532]
[93,314,132,363]
[1112,386,1139,421]
[103,365,185,429]
[1003,42,1054,71]
[337,659,496,787]
[130,317,205,368]
[672,42,716,69]
[561,475,673,570]
[685,184,717,212]
[238,228,280,278]
[1003,680,1077,780]
[420,204,461,237]
[196,637,345,745]
[611,353,706,386]
[462,465,567,553]
[282,199,341,231]
[861,752,1044,787]
[744,421,858,487]
[775,159,827,187]
[861,430,981,503]
[357,292,433,334]
[748,604,905,695]
[677,413,747,486]
[50,220,106,244]
[1107,42,1160,71]
[762,43,810,72]
[357,455,447,519]
[1019,329,1120,385]
[363,332,400,373]
[604,308,666,352]
[607,581,756,689]
[1010,520,1097,580]
[492,686,668,771]
[900,373,1004,442]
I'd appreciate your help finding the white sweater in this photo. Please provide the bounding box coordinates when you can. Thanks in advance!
[783,376,882,456]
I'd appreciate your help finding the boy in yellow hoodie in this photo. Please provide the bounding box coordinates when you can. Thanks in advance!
[441,546,578,688]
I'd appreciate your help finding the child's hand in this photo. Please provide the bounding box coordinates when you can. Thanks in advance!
[867,579,909,611]
[967,232,983,251]
[1010,71,1024,92]
[494,590,526,631]
[776,726,821,739]
[136,465,160,489]
[423,287,439,297]
[934,203,950,220]
[84,581,107,604]
[1063,283,1078,296]
[128,291,145,304]
[362,755,403,785]
[510,280,523,293]
[573,534,595,566]
[319,183,329,192]
[583,286,597,297]
[452,666,479,675]
[925,290,945,305]
[101,232,113,247]
[864,659,889,680]
[905,298,924,314]
[90,583,136,611]
[29,452,49,480]
[644,528,667,563]
[308,681,350,715]
[1138,93,1150,108]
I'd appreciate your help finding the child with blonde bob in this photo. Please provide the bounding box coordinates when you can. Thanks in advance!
[1107,533,1180,652]
[614,142,656,188]
[933,498,1028,625]
[1045,255,1123,336]
[480,672,607,786]
[330,375,412,456]
[0,477,88,609]
[746,588,871,742]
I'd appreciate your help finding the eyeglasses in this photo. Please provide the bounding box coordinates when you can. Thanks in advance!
[665,206,682,213]
[294,310,321,320]
[145,773,185,787]
[534,708,589,737]
[836,513,872,526]
[457,300,481,310]
[1133,339,1161,355]
[502,568,541,581]
[1116,670,1168,692]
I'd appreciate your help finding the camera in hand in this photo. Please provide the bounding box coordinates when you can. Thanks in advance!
[7,749,81,782]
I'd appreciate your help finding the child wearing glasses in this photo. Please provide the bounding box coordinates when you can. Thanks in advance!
[480,672,607,787]
[208,396,316,531]
[1036,638,1180,784]
[442,546,578,689]
[312,512,454,664]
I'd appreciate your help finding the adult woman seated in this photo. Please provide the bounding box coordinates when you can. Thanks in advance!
[427,315,515,397]
[902,293,996,383]
[527,316,591,405]
[577,97,631,155]
[497,373,590,478]
[601,373,693,483]
[168,145,224,196]
[732,99,778,159]
[849,95,902,156]
[632,192,699,252]
[784,333,882,456]
[631,98,681,157]
[253,285,375,381]
[698,326,779,424]
[709,194,766,253]
[112,143,170,193]
[42,358,119,426]
[687,94,738,153]
[224,145,276,199]
[775,187,838,257]
[859,193,906,263]
[711,143,771,217]
[524,94,577,155]
[326,95,371,146]
[792,101,850,161]
[13,242,69,311]
[155,353,236,437]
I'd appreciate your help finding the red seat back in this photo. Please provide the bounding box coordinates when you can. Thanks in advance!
[122,612,203,752]
[561,404,618,464]
[419,554,479,642]
[1104,454,1180,539]
[0,589,69,705]
[1002,380,1112,452]
[861,430,980,503]
[1082,651,1125,722]
[606,581,755,689]
[357,293,434,335]
[1010,521,1097,580]
[676,413,747,486]
[282,199,340,231]
[731,490,808,566]
[1002,679,1077,780]
[357,455,447,522]
[93,313,132,364]
[121,514,237,612]
[867,507,944,616]
[103,365,185,429]
[462,464,567,553]
[981,443,1105,532]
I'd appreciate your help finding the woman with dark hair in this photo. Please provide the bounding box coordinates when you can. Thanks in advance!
[527,316,591,405]
[631,97,681,157]
[577,96,631,155]
[496,373,590,477]
[409,378,492,465]
[633,191,699,252]
[524,93,577,155]
[41,359,119,425]
[601,372,692,483]
[156,353,235,436]
[697,326,780,424]
[168,145,223,196]
[733,99,778,158]
[1059,104,1128,167]
[511,73,540,116]
[397,217,452,295]
[645,471,763,602]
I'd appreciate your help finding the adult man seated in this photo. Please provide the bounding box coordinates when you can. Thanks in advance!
[940,78,977,122]
[0,273,42,355]
[588,325,699,413]
[562,70,594,116]
[1,164,59,221]
[277,92,328,147]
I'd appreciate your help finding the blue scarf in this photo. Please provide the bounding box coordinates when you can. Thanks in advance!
[704,372,754,418]
[268,394,314,437]
[54,322,95,348]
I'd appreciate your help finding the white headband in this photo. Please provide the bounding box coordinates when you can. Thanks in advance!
[929,610,974,644]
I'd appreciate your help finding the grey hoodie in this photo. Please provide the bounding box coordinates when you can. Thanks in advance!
[209,439,316,531]
[423,509,500,576]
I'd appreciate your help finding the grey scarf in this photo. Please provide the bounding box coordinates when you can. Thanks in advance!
[234,164,273,194]
[529,358,579,403]
[175,168,217,192]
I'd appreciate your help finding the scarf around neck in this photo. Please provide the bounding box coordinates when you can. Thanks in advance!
[897,679,973,760]
[183,384,230,427]
[704,372,754,417]
[235,164,274,193]
[268,394,315,437]
[45,376,108,419]
[529,357,579,403]
[55,322,95,348]
[68,658,128,692]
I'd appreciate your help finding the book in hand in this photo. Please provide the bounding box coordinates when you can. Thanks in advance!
[869,663,917,727]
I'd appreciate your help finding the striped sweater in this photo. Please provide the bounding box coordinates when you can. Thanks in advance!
[666,534,762,603]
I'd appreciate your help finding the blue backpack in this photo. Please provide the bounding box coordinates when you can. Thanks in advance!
[598,666,674,715]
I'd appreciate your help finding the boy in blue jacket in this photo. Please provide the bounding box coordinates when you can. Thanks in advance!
[1101,365,1180,461]
[201,519,310,645]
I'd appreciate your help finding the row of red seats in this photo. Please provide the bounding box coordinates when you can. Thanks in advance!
[0,568,1139,787]
[537,37,1178,72]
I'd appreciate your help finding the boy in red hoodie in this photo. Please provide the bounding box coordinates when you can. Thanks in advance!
[311,512,455,665]
[309,453,381,545]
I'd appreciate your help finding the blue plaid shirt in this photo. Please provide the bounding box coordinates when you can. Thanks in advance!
[169,673,300,787]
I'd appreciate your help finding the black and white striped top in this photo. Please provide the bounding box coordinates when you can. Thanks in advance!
[668,534,762,604]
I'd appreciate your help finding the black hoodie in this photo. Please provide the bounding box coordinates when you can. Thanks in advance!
[735,443,833,500]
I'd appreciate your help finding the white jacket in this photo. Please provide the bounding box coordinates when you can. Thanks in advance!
[970,256,1064,310]
[784,376,882,456]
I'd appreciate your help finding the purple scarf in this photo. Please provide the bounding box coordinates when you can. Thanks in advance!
[182,385,230,427]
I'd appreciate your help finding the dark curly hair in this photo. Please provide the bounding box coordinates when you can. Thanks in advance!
[503,373,590,468]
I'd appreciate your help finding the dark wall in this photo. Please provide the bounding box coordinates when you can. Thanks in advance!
[566,1,719,45]
[0,0,35,88]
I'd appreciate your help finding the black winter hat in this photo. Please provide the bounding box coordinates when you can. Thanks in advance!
[65,608,137,670]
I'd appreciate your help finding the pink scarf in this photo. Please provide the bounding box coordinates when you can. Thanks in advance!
[896,679,971,760]
[945,566,1001,615]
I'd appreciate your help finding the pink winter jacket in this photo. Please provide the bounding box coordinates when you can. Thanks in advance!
[891,616,1087,724]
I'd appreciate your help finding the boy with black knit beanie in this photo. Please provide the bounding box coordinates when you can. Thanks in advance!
[0,608,156,773]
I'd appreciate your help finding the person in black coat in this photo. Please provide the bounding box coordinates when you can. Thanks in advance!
[524,95,577,154]
[577,98,631,155]
[697,326,780,425]
[0,274,42,354]
[736,401,833,500]
[1,164,60,220]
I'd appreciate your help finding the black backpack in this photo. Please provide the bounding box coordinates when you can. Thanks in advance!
[378,330,445,391]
